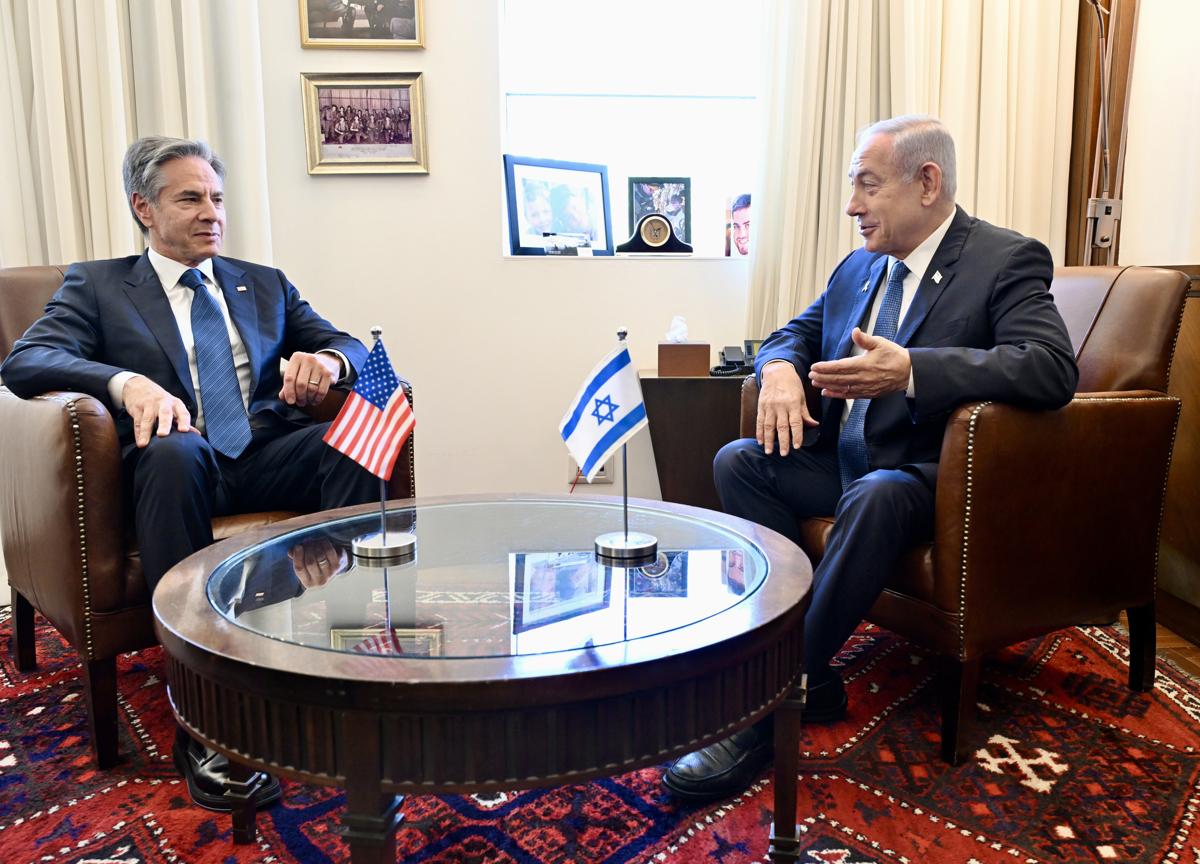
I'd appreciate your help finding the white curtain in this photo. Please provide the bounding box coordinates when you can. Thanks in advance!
[0,0,272,268]
[747,0,1079,337]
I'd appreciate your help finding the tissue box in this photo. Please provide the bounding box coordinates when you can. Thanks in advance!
[658,342,710,377]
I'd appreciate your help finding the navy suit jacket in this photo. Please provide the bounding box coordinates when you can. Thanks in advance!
[753,206,1079,485]
[0,252,368,451]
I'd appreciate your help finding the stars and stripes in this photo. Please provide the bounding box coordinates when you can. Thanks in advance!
[323,339,413,480]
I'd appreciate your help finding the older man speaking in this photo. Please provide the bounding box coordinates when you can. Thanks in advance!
[664,115,1078,801]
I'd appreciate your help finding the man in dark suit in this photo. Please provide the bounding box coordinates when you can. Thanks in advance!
[663,115,1078,801]
[0,136,379,811]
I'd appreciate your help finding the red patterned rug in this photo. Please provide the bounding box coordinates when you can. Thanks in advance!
[2,606,1199,864]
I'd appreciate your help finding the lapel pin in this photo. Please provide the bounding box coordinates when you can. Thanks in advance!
[236,285,247,292]
[932,271,942,284]
[862,280,869,292]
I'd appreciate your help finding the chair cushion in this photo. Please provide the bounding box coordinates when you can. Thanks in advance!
[122,511,302,606]
[797,516,937,606]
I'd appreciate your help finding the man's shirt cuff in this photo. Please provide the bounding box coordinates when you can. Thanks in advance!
[107,371,140,409]
[318,349,353,385]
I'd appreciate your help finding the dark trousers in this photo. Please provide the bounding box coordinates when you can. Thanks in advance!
[713,438,935,684]
[124,421,378,591]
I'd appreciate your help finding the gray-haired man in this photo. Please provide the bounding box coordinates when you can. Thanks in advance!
[663,115,1078,800]
[1,136,380,811]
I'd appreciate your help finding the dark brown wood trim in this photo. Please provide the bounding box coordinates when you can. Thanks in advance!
[1066,0,1141,266]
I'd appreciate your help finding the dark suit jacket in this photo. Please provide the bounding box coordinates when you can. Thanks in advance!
[753,206,1079,485]
[0,252,368,450]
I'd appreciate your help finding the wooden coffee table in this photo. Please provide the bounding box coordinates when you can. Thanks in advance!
[153,493,813,863]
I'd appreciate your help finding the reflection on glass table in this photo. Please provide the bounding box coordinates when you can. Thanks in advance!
[206,499,768,659]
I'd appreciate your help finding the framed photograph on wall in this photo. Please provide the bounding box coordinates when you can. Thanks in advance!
[629,177,690,244]
[301,72,427,174]
[300,0,425,49]
[504,155,614,256]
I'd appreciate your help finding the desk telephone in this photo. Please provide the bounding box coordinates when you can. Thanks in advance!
[710,345,754,377]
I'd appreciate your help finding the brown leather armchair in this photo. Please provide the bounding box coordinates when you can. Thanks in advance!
[0,264,415,768]
[739,265,1188,764]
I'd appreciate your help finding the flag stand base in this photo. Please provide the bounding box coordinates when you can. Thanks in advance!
[595,531,657,567]
[352,532,416,563]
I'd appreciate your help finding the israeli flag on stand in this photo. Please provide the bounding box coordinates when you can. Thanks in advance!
[560,342,648,482]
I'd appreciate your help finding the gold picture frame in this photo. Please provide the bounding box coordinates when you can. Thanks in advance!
[299,0,425,49]
[330,627,443,656]
[301,72,428,174]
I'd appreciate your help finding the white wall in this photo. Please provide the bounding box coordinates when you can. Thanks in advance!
[255,0,749,498]
[1119,0,1200,265]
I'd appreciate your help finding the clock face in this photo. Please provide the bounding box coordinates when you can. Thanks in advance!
[640,214,672,247]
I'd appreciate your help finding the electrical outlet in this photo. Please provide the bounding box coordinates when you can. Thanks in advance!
[568,454,614,484]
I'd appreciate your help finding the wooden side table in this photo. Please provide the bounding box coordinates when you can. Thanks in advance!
[640,371,746,511]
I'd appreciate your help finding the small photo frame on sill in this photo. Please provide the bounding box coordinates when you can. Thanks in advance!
[628,177,690,244]
[299,0,424,49]
[301,72,428,174]
[504,155,613,256]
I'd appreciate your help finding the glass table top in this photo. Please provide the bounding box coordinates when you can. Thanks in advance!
[207,499,768,659]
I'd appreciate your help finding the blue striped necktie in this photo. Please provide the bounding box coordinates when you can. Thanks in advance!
[837,260,910,490]
[181,268,252,458]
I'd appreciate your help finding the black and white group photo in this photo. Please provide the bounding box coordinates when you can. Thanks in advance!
[304,0,420,44]
[318,88,414,158]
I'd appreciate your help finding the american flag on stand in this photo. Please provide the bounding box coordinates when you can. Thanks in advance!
[323,339,413,480]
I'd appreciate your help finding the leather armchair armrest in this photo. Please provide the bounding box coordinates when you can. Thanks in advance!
[0,388,124,653]
[931,390,1180,658]
[740,375,758,439]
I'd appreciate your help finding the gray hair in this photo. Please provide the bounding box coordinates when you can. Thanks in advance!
[856,115,957,202]
[122,136,226,234]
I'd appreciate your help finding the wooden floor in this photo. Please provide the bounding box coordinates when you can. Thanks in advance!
[1119,611,1200,679]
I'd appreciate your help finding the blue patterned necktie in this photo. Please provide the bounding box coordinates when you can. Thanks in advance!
[181,268,252,458]
[837,260,910,490]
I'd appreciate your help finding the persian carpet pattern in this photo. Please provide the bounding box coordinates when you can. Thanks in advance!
[2,606,1199,863]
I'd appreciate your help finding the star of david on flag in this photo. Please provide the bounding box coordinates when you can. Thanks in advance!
[559,341,648,482]
[323,339,414,480]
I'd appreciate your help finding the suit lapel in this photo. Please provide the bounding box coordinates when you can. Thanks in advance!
[895,206,972,348]
[212,258,260,400]
[122,253,196,406]
[836,256,888,360]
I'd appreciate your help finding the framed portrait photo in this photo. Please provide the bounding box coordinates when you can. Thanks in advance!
[510,552,613,633]
[301,72,427,174]
[504,155,614,256]
[628,177,691,244]
[299,0,424,49]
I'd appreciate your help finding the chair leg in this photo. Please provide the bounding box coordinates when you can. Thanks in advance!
[1127,601,1156,693]
[11,589,37,671]
[82,656,120,769]
[941,657,981,766]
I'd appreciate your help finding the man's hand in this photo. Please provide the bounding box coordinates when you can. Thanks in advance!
[757,361,818,456]
[288,538,349,590]
[122,375,192,448]
[280,352,342,407]
[809,328,911,400]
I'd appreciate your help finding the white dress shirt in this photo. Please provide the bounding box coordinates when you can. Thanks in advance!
[839,208,957,427]
[106,249,347,434]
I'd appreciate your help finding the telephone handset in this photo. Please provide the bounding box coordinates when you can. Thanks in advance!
[710,346,753,377]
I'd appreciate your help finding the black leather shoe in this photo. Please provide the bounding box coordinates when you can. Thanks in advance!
[663,724,773,802]
[803,674,848,724]
[172,739,282,813]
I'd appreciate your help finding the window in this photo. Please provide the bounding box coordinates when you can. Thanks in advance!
[500,0,762,257]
